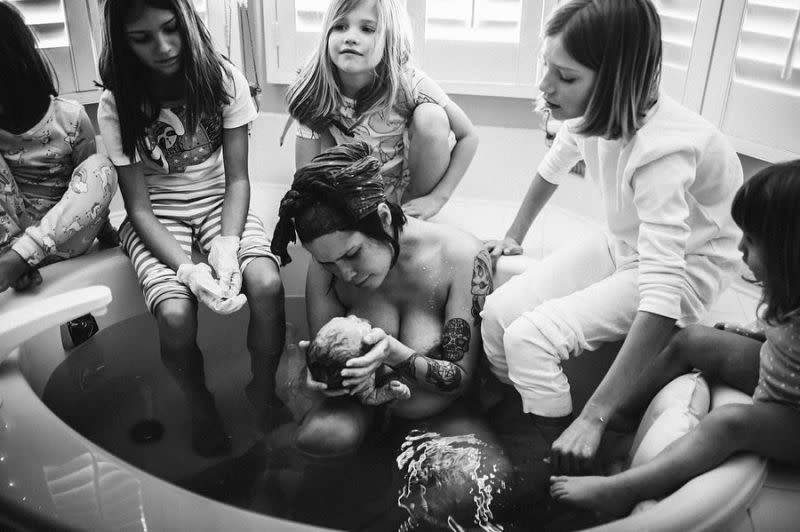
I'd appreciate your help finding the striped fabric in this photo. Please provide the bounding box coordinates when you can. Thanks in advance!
[120,187,278,313]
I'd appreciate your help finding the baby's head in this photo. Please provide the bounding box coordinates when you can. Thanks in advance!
[307,315,372,389]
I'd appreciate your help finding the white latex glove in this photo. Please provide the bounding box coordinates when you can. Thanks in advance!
[176,262,246,315]
[208,235,242,298]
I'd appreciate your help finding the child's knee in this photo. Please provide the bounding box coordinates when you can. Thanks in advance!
[409,103,449,141]
[155,299,197,344]
[706,404,750,440]
[294,406,367,458]
[245,262,284,303]
[668,324,708,362]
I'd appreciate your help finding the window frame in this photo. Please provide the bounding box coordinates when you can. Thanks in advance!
[263,0,557,98]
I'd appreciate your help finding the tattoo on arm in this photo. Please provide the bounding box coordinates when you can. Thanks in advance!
[392,351,465,393]
[394,352,420,380]
[471,249,493,326]
[441,318,470,362]
[425,359,462,392]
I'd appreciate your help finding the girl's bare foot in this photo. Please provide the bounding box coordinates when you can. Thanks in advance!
[0,250,32,293]
[550,475,637,517]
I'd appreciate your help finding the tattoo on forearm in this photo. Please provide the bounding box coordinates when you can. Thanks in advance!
[425,359,462,392]
[394,352,420,380]
[441,318,470,362]
[471,249,493,325]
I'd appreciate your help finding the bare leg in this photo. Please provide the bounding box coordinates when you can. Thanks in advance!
[551,401,800,516]
[612,325,762,429]
[403,103,451,202]
[155,298,230,457]
[242,258,286,426]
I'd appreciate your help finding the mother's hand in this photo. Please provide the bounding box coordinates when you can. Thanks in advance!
[298,340,349,398]
[550,416,606,475]
[340,327,392,395]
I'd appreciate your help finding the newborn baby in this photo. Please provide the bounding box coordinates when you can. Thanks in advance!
[307,316,411,406]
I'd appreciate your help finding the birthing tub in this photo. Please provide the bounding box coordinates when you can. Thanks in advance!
[0,239,769,531]
[0,103,780,532]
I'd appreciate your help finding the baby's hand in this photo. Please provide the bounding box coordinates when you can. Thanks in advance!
[355,378,411,406]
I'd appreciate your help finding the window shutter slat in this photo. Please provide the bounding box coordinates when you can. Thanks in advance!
[8,0,69,49]
[734,2,800,95]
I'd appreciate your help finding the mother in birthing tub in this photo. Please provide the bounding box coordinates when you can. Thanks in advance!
[270,141,495,457]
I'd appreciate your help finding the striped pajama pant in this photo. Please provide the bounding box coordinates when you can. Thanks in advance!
[120,184,278,313]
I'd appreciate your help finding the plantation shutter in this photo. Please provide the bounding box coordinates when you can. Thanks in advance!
[411,0,542,96]
[704,0,800,161]
[8,0,96,95]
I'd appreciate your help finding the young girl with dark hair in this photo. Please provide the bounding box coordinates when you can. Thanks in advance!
[481,0,744,471]
[97,0,284,456]
[0,1,117,293]
[286,0,478,220]
[551,160,800,516]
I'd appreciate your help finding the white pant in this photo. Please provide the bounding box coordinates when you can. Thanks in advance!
[481,234,639,417]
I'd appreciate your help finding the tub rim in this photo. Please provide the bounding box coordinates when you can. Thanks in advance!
[0,248,768,532]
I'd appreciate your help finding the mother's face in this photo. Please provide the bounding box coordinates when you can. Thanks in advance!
[305,229,393,290]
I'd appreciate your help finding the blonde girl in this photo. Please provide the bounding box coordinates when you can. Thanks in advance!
[98,0,284,456]
[481,0,743,472]
[287,0,478,220]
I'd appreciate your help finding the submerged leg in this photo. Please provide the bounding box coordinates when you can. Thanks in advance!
[155,297,231,457]
[242,257,286,427]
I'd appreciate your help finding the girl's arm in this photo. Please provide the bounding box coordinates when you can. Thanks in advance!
[306,259,347,338]
[422,101,478,201]
[343,247,490,397]
[485,173,558,257]
[117,163,192,270]
[295,136,323,171]
[70,107,98,166]
[220,124,250,236]
[551,311,676,473]
[552,153,695,472]
[295,129,336,174]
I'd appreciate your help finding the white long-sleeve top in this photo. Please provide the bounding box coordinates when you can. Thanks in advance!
[537,93,743,321]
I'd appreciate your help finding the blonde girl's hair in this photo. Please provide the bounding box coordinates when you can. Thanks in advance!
[546,0,662,140]
[99,0,233,160]
[286,0,413,134]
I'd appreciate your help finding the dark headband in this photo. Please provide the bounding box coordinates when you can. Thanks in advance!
[271,141,386,266]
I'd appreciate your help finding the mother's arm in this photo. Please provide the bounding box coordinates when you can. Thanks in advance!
[306,259,346,337]
[344,247,492,397]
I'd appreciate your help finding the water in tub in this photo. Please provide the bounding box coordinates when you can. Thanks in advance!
[42,311,599,530]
